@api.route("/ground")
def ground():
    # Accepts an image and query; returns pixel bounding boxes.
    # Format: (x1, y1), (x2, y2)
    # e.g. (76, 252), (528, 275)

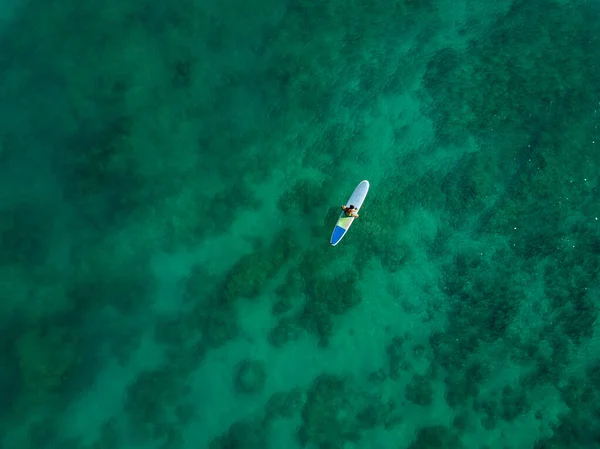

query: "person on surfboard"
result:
(341, 204), (359, 218)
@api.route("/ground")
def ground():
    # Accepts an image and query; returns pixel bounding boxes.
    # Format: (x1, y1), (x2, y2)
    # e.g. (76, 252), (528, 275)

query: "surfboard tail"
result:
(330, 225), (346, 246)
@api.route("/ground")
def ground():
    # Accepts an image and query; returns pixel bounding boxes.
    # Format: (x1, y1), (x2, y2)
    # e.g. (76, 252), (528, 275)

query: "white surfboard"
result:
(330, 180), (370, 246)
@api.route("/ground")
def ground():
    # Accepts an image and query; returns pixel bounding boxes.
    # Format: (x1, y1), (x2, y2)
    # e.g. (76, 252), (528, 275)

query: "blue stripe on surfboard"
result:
(330, 225), (347, 246)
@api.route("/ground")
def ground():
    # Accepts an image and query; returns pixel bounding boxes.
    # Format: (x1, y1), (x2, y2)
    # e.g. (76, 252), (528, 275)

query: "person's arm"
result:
(341, 205), (346, 210)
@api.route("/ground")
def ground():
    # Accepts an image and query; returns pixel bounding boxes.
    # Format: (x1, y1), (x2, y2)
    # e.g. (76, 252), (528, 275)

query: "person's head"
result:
(349, 205), (355, 209)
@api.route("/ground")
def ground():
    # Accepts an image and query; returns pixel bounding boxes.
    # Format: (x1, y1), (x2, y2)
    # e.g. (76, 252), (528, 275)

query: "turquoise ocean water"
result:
(1, 0), (599, 448)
